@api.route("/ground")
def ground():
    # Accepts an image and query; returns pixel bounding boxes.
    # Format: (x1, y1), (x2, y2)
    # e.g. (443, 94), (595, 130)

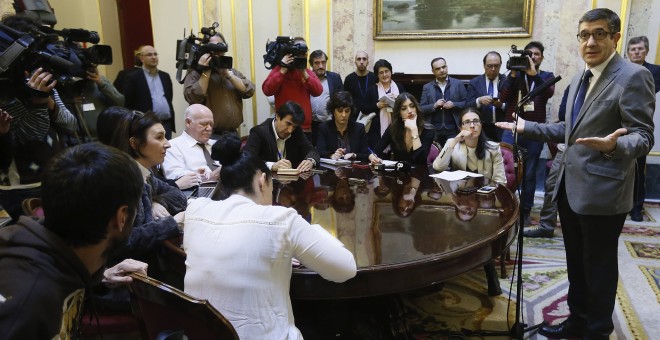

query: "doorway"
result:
(116, 0), (153, 69)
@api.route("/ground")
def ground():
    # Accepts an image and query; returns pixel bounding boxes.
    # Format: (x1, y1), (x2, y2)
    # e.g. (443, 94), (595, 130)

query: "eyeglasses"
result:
(576, 29), (612, 42)
(461, 119), (481, 126)
(129, 110), (145, 136)
(485, 64), (501, 69)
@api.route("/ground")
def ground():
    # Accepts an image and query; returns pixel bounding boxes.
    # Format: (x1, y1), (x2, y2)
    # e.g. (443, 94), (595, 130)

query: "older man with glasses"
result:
(467, 51), (507, 142)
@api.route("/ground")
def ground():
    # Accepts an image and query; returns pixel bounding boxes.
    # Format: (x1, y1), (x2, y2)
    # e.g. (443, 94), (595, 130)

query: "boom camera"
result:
(175, 22), (233, 83)
(263, 36), (308, 70)
(506, 44), (533, 71)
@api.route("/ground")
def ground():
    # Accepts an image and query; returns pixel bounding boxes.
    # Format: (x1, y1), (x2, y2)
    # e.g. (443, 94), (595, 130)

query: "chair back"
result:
(128, 273), (239, 340)
(499, 142), (523, 190)
(426, 141), (441, 166)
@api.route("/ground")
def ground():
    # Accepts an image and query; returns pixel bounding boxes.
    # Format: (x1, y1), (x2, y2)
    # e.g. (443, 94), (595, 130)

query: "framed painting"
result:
(374, 0), (534, 40)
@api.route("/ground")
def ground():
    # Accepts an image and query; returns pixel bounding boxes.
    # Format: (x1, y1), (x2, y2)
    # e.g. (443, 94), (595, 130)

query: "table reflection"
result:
(273, 165), (518, 299)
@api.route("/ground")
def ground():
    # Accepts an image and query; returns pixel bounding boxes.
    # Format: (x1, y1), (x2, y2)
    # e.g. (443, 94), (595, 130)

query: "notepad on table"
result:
(277, 168), (301, 176)
(320, 158), (352, 166)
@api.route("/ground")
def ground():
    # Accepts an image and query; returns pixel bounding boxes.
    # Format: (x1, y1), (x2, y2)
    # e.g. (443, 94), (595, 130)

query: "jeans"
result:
(502, 130), (543, 213)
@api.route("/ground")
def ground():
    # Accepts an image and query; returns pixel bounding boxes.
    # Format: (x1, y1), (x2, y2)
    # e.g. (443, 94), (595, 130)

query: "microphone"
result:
(518, 75), (562, 107)
(375, 161), (411, 173)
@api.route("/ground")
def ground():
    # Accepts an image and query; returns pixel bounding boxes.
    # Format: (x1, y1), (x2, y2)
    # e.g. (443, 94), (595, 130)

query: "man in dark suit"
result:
(498, 8), (655, 338)
(309, 49), (343, 145)
(244, 101), (320, 172)
(499, 41), (556, 229)
(124, 45), (176, 139)
(419, 57), (467, 146)
(467, 51), (507, 142)
(626, 35), (660, 221)
(113, 46), (143, 94)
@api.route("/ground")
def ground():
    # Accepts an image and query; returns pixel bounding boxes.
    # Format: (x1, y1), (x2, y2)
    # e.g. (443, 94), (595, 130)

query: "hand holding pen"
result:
(272, 151), (292, 171)
(367, 147), (382, 165)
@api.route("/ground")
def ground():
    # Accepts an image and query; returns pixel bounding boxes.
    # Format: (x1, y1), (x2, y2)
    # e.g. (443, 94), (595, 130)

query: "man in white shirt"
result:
(163, 104), (220, 189)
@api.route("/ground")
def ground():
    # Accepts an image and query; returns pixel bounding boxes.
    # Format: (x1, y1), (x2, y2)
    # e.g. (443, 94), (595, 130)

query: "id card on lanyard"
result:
(519, 76), (535, 112)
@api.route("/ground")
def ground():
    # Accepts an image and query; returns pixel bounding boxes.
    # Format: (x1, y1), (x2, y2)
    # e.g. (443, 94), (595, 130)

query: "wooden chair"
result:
(127, 272), (239, 340)
(498, 142), (524, 278)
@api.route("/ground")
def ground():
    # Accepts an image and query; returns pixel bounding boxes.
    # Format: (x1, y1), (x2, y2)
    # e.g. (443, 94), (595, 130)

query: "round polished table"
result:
(285, 165), (519, 300)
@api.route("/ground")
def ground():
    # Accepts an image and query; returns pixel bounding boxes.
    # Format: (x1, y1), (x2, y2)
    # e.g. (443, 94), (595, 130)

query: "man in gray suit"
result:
(497, 8), (654, 339)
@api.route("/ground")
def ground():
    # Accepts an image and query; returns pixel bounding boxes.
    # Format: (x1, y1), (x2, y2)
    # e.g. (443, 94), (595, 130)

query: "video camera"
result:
(506, 45), (533, 71)
(263, 36), (308, 70)
(0, 5), (112, 98)
(175, 22), (233, 83)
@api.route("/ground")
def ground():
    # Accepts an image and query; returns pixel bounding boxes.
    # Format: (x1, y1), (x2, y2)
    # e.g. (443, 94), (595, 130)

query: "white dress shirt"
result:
(184, 195), (357, 339)
(162, 131), (217, 180)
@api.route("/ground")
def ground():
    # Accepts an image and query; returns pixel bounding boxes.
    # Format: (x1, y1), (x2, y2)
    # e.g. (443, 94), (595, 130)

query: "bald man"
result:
(124, 45), (176, 138)
(343, 51), (377, 121)
(163, 104), (220, 188)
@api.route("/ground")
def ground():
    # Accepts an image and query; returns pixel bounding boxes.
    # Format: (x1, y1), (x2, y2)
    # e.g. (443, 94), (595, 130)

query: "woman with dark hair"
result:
(369, 92), (435, 165)
(432, 107), (506, 185)
(184, 134), (356, 339)
(96, 108), (186, 275)
(316, 91), (370, 162)
(365, 59), (406, 148)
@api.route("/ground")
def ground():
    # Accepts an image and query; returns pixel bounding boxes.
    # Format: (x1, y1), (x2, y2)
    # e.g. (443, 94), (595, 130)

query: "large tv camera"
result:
(175, 22), (233, 84)
(0, 16), (112, 97)
(506, 44), (533, 71)
(263, 36), (308, 70)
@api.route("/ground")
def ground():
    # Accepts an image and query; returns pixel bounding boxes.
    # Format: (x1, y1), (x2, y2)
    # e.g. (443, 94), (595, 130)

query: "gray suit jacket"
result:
(524, 53), (655, 215)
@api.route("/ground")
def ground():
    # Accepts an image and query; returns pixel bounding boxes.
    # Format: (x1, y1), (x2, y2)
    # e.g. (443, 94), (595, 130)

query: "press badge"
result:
(523, 102), (534, 112)
(82, 103), (96, 111)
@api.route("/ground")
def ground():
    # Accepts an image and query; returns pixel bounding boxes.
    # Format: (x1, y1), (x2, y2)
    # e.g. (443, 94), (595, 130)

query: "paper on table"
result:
(381, 160), (397, 166)
(429, 170), (483, 181)
(378, 95), (395, 108)
(320, 158), (352, 165)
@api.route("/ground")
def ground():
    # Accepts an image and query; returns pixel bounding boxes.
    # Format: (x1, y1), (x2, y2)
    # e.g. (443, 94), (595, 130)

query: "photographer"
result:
(183, 32), (255, 136)
(499, 41), (555, 230)
(262, 37), (322, 141)
(0, 15), (77, 222)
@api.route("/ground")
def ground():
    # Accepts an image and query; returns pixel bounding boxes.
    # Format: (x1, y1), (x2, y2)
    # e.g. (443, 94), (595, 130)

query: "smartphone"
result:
(477, 186), (497, 194)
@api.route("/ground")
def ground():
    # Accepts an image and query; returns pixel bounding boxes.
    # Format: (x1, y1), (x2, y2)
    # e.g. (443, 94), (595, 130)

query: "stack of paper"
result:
(429, 170), (483, 181)
(378, 95), (395, 108)
(320, 158), (352, 165)
(277, 168), (301, 176)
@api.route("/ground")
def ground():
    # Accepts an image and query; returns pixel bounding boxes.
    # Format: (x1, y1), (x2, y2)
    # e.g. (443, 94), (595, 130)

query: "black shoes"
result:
(630, 209), (644, 222)
(538, 318), (585, 339)
(523, 226), (554, 238)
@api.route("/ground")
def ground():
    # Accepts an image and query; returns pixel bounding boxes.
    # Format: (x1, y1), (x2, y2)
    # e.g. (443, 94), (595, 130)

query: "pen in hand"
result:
(368, 147), (382, 164)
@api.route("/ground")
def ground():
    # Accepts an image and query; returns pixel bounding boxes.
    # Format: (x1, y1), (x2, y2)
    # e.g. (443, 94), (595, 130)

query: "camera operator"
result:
(0, 15), (78, 222)
(183, 33), (255, 137)
(499, 41), (556, 230)
(262, 37), (322, 142)
(74, 64), (124, 141)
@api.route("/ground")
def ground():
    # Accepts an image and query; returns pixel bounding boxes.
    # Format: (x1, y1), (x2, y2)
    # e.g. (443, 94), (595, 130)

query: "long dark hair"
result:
(459, 107), (496, 159)
(211, 133), (271, 199)
(97, 107), (162, 159)
(390, 92), (425, 151)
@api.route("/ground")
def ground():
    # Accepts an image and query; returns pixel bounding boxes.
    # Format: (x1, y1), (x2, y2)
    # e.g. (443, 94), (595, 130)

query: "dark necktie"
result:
(487, 79), (495, 121)
(572, 69), (593, 129)
(197, 143), (218, 170)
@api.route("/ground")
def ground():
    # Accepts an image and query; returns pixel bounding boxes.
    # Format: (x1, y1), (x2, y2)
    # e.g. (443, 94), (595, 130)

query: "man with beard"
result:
(308, 49), (343, 145)
(0, 143), (148, 339)
(343, 51), (377, 121)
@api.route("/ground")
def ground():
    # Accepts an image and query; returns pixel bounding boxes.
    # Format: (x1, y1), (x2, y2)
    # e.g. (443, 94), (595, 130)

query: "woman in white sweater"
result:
(432, 107), (506, 185)
(432, 107), (506, 296)
(183, 134), (357, 339)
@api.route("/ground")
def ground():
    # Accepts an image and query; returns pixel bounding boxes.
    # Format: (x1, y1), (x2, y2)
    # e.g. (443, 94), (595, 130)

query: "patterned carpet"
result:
(403, 199), (660, 339)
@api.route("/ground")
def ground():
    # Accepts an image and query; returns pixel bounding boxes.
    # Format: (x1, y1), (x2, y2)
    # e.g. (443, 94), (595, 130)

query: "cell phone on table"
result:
(477, 185), (497, 194)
